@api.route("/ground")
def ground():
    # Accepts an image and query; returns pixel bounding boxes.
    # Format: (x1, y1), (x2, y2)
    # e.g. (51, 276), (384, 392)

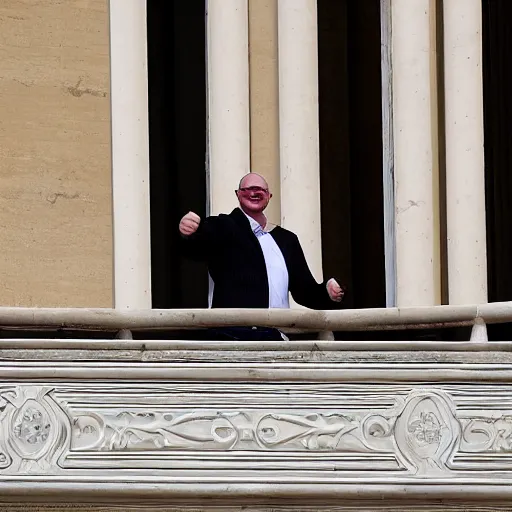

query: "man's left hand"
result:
(327, 279), (344, 302)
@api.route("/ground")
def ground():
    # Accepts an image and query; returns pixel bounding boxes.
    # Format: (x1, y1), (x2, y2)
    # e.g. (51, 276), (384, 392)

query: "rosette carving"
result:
(0, 387), (69, 474)
(394, 390), (461, 475)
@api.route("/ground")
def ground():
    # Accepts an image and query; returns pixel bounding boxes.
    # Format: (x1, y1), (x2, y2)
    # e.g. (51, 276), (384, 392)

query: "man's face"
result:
(236, 174), (272, 214)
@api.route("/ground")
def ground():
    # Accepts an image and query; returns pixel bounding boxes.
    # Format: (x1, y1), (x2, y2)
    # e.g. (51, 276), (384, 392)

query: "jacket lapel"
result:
(229, 208), (261, 251)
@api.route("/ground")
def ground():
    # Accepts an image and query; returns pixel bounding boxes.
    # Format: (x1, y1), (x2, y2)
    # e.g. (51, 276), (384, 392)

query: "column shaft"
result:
(278, 0), (323, 281)
(444, 0), (487, 304)
(109, 0), (152, 309)
(392, 0), (440, 306)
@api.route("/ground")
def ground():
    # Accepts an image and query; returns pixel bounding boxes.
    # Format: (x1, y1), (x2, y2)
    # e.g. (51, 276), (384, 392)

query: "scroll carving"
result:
(70, 411), (362, 452)
(65, 389), (462, 478)
(461, 416), (512, 453)
(1, 383), (512, 479)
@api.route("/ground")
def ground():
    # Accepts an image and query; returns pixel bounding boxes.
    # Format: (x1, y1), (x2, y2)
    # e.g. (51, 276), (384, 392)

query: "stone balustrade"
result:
(0, 305), (511, 510)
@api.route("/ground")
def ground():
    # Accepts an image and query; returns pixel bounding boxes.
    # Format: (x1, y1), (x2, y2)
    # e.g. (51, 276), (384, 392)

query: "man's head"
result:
(235, 173), (272, 215)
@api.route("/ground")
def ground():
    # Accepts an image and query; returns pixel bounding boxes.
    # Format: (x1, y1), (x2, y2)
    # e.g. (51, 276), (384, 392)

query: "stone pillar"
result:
(109, 0), (152, 309)
(444, 0), (487, 304)
(248, 0), (280, 225)
(207, 0), (250, 215)
(392, 0), (440, 306)
(278, 0), (323, 281)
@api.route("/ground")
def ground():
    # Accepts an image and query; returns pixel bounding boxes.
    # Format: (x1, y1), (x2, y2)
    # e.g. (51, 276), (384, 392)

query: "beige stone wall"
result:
(248, 0), (280, 225)
(0, 0), (112, 307)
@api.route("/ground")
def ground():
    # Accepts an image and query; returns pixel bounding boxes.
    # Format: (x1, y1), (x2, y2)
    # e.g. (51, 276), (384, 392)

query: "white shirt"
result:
(243, 211), (290, 309)
(208, 210), (290, 309)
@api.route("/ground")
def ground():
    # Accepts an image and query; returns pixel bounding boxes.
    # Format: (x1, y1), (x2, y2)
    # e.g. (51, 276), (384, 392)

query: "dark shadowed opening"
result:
(318, 0), (386, 311)
(482, 0), (512, 339)
(147, 0), (208, 309)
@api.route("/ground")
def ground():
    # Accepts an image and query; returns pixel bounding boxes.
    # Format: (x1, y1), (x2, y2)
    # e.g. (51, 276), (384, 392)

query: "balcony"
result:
(1, 304), (512, 511)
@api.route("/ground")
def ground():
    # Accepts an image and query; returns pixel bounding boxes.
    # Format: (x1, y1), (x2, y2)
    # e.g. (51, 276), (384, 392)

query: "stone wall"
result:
(0, 0), (112, 307)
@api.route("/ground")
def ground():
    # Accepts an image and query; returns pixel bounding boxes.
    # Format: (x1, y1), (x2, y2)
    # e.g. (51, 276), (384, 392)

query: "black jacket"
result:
(181, 208), (341, 310)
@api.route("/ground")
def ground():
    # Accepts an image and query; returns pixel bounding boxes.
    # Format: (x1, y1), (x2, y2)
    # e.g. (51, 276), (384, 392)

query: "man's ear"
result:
(269, 193), (273, 199)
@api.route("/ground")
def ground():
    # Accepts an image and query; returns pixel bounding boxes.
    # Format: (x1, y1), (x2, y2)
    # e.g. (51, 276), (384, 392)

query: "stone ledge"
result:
(1, 340), (512, 509)
(2, 504), (512, 512)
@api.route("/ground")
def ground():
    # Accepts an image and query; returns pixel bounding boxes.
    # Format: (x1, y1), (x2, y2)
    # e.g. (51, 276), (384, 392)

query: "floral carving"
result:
(10, 400), (53, 460)
(0, 386), (68, 474)
(13, 406), (51, 447)
(394, 391), (460, 476)
(408, 412), (443, 445)
(2, 378), (512, 485)
(68, 391), (462, 475)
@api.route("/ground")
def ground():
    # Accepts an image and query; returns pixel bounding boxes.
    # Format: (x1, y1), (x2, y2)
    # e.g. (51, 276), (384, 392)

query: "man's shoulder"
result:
(202, 208), (246, 232)
(270, 225), (299, 243)
(204, 209), (237, 223)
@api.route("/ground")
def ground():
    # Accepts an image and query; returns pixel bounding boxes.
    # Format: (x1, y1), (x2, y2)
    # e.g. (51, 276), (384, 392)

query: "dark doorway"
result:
(147, 0), (208, 309)
(318, 0), (386, 309)
(482, 0), (512, 303)
(482, 0), (512, 339)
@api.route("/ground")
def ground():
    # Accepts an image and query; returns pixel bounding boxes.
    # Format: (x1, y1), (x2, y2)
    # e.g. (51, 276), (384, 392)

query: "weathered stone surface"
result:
(0, 0), (112, 308)
(1, 339), (512, 510)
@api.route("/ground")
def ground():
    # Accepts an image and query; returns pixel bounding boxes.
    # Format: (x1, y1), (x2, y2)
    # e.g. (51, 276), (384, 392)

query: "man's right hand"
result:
(179, 211), (201, 236)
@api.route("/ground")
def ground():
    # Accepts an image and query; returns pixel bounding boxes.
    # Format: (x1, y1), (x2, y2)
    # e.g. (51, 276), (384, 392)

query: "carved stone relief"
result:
(0, 386), (69, 474)
(394, 390), (460, 476)
(56, 386), (464, 478)
(0, 382), (512, 481)
(461, 416), (512, 452)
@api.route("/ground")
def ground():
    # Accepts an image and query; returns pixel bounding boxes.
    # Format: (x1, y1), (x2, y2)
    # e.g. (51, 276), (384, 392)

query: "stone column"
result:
(207, 0), (250, 215)
(278, 0), (323, 281)
(444, 0), (487, 304)
(248, 0), (280, 225)
(392, 0), (440, 306)
(109, 0), (152, 309)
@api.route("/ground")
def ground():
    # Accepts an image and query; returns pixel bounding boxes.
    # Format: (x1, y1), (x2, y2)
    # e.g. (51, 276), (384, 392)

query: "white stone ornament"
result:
(0, 386), (68, 474)
(394, 390), (460, 476)
(0, 340), (512, 510)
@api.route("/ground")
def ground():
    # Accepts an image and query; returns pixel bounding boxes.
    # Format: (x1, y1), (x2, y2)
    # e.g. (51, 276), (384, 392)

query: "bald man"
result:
(179, 173), (345, 339)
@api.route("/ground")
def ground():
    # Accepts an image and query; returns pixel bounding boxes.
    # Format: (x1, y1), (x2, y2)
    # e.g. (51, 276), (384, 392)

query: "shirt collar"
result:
(240, 208), (267, 237)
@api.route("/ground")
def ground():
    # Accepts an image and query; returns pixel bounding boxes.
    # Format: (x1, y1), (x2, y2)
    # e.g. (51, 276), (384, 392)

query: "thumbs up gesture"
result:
(179, 211), (201, 236)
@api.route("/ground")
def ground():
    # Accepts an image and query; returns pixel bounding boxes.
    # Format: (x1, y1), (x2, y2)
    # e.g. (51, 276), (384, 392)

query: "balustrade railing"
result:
(1, 303), (512, 510)
(0, 301), (510, 340)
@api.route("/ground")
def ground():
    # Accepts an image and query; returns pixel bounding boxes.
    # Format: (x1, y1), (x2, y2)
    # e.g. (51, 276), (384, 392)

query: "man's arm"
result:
(179, 211), (223, 261)
(288, 234), (345, 310)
